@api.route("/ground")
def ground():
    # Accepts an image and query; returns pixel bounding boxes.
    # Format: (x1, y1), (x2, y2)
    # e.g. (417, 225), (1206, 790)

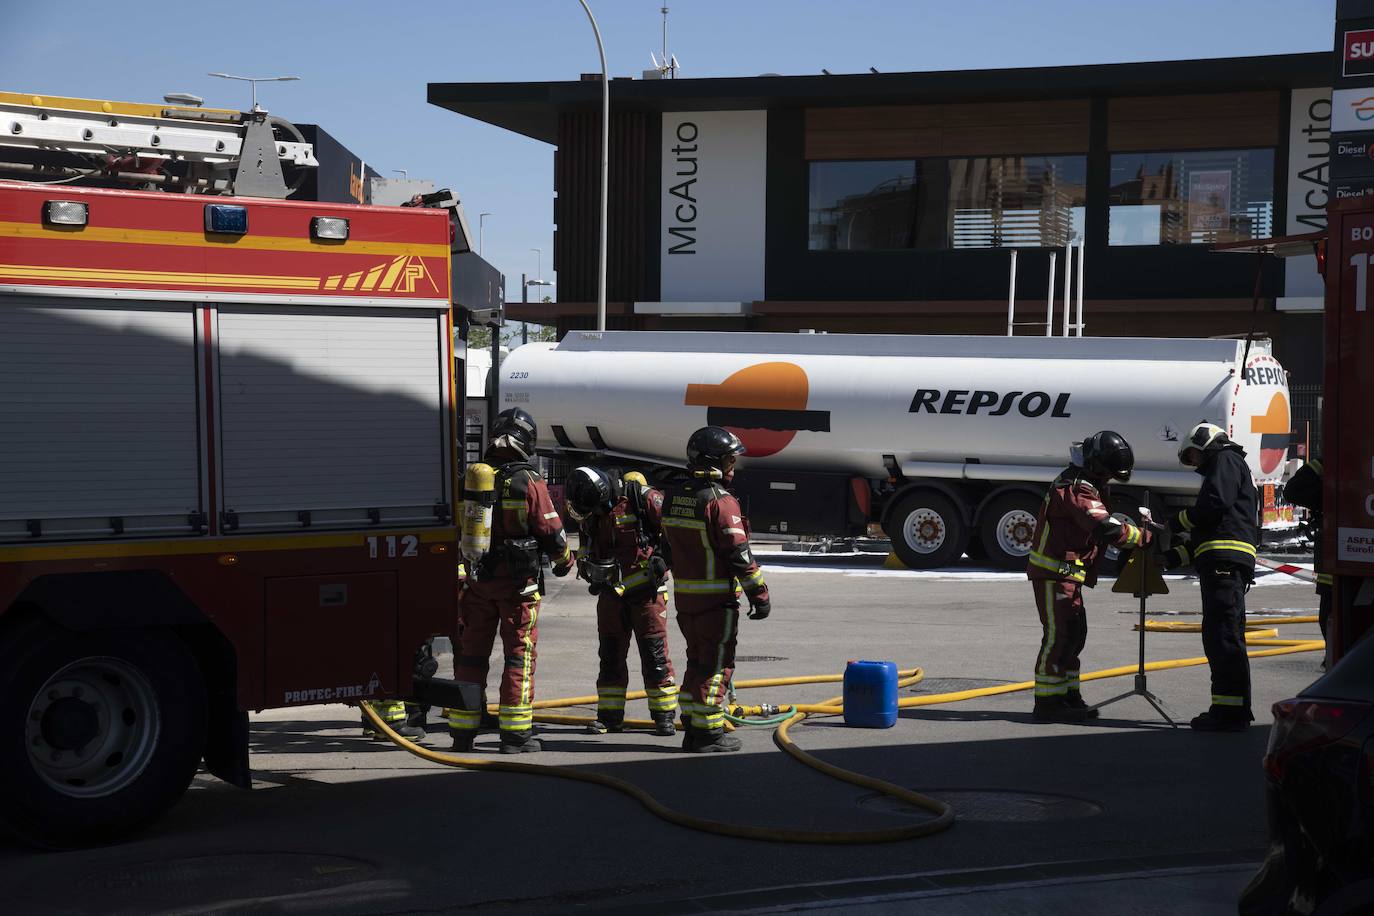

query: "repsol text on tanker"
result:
(909, 389), (1072, 418)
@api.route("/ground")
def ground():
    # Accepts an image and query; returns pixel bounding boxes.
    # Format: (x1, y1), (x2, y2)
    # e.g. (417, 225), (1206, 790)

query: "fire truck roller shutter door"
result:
(215, 307), (447, 530)
(0, 298), (201, 543)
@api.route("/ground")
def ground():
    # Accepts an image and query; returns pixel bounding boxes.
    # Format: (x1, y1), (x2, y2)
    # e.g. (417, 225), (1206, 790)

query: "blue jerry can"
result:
(843, 659), (898, 728)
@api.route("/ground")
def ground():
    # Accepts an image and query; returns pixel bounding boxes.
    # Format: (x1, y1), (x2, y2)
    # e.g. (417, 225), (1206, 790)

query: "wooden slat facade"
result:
(804, 100), (1091, 159)
(1107, 91), (1281, 150)
(554, 110), (653, 304)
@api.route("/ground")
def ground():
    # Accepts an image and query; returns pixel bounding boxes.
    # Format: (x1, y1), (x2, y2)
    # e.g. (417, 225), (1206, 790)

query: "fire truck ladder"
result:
(0, 92), (318, 198)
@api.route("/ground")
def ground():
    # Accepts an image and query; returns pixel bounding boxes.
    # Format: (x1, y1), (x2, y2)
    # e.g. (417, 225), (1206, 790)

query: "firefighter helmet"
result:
(1178, 422), (1229, 467)
(1082, 430), (1135, 483)
(623, 470), (648, 488)
(566, 465), (617, 522)
(490, 408), (538, 459)
(686, 426), (746, 472)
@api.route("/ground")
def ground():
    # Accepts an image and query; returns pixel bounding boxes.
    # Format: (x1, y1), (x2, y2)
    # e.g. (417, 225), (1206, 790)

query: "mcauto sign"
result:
(660, 110), (767, 303)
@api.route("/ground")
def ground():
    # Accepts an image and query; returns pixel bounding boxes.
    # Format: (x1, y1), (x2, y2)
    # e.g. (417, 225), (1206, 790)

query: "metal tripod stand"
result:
(1092, 511), (1178, 727)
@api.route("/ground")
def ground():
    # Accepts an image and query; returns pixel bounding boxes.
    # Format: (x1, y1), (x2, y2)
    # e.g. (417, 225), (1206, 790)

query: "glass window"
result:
(808, 160), (917, 251)
(807, 156), (1086, 251)
(946, 156), (1086, 249)
(1108, 149), (1274, 246)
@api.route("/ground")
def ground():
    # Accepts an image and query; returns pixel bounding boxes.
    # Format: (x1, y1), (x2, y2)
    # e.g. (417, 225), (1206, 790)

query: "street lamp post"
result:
(576, 0), (609, 331)
(479, 213), (492, 257)
(207, 73), (300, 112)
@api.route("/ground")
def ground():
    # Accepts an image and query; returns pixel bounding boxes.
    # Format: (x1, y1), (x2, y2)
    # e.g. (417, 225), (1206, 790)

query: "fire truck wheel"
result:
(979, 491), (1043, 571)
(0, 622), (206, 848)
(886, 490), (967, 570)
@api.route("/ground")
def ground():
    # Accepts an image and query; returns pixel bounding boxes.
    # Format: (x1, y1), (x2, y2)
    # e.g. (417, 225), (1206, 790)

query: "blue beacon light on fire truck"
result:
(203, 203), (248, 235)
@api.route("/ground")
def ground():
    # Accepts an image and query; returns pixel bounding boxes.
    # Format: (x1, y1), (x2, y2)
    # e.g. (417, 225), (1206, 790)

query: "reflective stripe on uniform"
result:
(723, 527), (746, 536)
(1029, 550), (1086, 582)
(1195, 539), (1257, 558)
(499, 704), (534, 731)
(1317, 573), (1334, 586)
(597, 687), (627, 711)
(646, 685), (679, 713)
(372, 700), (407, 723)
(662, 517), (707, 530)
(1211, 694), (1245, 707)
(1035, 580), (1060, 691)
(1177, 510), (1195, 531)
(446, 707), (481, 731)
(739, 567), (765, 589)
(674, 578), (735, 594)
(543, 511), (560, 520)
(519, 599), (539, 706)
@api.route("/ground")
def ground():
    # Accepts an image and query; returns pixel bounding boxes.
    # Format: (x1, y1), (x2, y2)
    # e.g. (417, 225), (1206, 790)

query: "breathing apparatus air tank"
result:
(461, 463), (496, 565)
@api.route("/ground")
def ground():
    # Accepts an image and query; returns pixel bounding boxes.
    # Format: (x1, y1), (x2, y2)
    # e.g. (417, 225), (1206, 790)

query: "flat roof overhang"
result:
(429, 51), (1330, 143)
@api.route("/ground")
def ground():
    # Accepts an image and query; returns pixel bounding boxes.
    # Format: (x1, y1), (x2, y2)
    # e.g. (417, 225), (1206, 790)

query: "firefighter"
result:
(450, 408), (573, 754)
(566, 466), (679, 737)
(660, 426), (770, 753)
(1163, 422), (1260, 732)
(1027, 430), (1151, 723)
(1283, 456), (1331, 665)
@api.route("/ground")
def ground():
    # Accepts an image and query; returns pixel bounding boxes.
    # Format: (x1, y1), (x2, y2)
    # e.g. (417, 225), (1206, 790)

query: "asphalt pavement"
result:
(0, 550), (1326, 914)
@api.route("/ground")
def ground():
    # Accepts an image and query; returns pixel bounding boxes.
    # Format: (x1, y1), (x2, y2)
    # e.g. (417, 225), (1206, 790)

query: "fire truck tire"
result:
(979, 491), (1043, 571)
(885, 490), (967, 570)
(0, 622), (206, 848)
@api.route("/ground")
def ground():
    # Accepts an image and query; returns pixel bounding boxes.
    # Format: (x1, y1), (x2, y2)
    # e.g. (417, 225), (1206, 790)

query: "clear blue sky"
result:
(3, 0), (1336, 305)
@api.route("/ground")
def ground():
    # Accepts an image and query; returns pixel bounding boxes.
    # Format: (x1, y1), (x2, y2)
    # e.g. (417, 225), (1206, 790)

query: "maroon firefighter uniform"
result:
(453, 416), (573, 753)
(1027, 432), (1149, 721)
(585, 480), (679, 732)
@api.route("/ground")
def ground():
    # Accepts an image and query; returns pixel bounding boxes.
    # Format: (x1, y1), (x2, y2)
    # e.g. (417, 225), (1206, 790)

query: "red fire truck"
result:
(0, 94), (464, 845)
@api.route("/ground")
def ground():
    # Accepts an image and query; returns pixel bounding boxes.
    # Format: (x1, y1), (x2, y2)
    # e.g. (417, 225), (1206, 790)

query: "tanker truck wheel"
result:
(979, 491), (1043, 571)
(0, 620), (206, 848)
(886, 490), (967, 569)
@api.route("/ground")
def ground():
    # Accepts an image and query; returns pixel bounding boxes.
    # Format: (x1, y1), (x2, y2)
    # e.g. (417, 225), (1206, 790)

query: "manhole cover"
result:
(74, 852), (376, 897)
(908, 677), (1017, 694)
(860, 789), (1103, 823)
(736, 655), (788, 663)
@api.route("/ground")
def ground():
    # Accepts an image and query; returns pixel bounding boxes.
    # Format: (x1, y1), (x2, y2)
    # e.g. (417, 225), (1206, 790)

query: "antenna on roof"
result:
(644, 6), (679, 79)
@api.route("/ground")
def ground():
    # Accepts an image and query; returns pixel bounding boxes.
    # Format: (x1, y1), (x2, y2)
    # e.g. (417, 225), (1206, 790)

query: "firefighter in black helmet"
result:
(1027, 430), (1151, 722)
(450, 408), (573, 754)
(659, 427), (770, 753)
(567, 466), (678, 737)
(1164, 422), (1260, 732)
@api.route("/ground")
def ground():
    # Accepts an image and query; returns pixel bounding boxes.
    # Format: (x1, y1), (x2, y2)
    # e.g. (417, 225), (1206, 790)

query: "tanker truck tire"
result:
(0, 621), (206, 848)
(979, 491), (1042, 571)
(886, 490), (967, 569)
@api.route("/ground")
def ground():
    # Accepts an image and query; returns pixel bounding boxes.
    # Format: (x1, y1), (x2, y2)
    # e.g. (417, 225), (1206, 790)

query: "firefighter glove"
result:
(1161, 544), (1190, 570)
(747, 596), (771, 620)
(552, 554), (575, 578)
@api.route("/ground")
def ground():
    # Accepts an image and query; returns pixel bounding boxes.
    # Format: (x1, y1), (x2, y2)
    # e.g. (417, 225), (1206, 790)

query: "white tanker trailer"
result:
(501, 331), (1293, 569)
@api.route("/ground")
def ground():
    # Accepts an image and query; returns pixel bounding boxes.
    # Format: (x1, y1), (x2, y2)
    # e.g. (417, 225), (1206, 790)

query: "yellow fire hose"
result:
(361, 618), (1323, 845)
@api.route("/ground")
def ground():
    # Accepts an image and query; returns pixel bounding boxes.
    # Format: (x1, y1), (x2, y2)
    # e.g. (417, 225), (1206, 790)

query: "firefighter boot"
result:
(1032, 697), (1088, 723)
(1065, 691), (1100, 720)
(651, 710), (678, 737)
(499, 731), (542, 754)
(588, 711), (625, 735)
(450, 730), (476, 752)
(686, 727), (742, 753)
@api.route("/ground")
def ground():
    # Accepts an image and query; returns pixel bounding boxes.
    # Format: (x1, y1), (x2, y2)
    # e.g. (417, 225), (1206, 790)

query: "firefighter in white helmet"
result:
(1163, 422), (1260, 732)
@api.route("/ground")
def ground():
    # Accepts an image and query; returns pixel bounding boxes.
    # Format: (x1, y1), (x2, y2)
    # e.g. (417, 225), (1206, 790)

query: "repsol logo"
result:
(1243, 366), (1285, 385)
(909, 389), (1072, 418)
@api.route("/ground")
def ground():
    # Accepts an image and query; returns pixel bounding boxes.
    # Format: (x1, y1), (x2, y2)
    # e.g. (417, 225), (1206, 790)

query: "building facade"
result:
(430, 52), (1331, 384)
